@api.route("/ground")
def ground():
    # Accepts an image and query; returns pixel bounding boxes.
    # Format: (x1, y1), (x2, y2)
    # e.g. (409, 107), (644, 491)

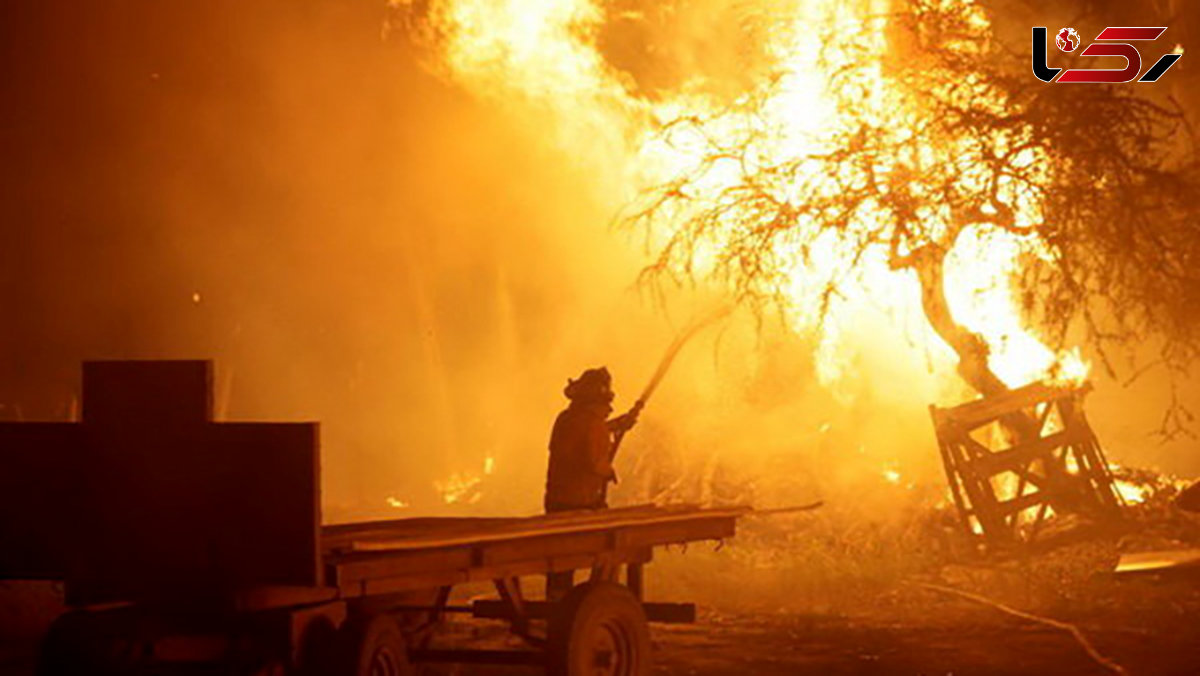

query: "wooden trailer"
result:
(0, 361), (742, 675)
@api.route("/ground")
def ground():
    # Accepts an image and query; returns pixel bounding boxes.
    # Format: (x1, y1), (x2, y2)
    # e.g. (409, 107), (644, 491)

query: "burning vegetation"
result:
(399, 0), (1198, 404)
(382, 0), (1200, 669)
(393, 0), (1200, 547)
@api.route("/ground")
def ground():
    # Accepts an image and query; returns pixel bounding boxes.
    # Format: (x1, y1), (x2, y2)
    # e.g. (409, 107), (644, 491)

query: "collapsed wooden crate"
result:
(930, 382), (1124, 550)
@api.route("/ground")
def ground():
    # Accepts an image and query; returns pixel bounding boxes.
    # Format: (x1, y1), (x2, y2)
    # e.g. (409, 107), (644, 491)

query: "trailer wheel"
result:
(549, 582), (651, 676)
(341, 614), (413, 676)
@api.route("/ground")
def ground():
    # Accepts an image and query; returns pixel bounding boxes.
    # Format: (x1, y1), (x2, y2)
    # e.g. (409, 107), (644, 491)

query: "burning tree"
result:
(626, 0), (1200, 415)
(398, 0), (1199, 525)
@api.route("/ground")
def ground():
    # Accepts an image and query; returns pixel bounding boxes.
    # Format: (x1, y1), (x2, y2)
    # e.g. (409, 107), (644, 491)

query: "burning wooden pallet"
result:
(930, 382), (1124, 550)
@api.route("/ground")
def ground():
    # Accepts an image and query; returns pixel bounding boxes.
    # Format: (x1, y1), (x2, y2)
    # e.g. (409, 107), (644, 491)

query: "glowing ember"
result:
(385, 496), (410, 509)
(434, 472), (483, 505)
(1105, 463), (1190, 506)
(1113, 480), (1147, 505)
(434, 456), (496, 505)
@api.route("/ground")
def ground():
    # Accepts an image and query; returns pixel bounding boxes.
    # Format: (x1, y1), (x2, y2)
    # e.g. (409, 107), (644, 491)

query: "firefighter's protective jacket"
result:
(544, 401), (614, 511)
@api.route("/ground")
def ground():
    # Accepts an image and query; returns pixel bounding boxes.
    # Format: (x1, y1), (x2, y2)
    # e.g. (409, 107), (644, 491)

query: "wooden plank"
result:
(325, 505), (685, 552)
(960, 435), (996, 462)
(945, 441), (1006, 540)
(970, 430), (1076, 477)
(478, 532), (612, 567)
(932, 403), (975, 542)
(325, 505), (662, 544)
(342, 506), (744, 554)
(615, 519), (735, 550)
(627, 563), (644, 600)
(469, 548), (652, 580)
(340, 549), (653, 599)
(325, 504), (665, 533)
(934, 382), (1081, 430)
(360, 571), (470, 597)
(332, 547), (475, 585)
(323, 517), (518, 550)
(331, 536), (661, 591)
(998, 490), (1048, 517)
(493, 577), (529, 634)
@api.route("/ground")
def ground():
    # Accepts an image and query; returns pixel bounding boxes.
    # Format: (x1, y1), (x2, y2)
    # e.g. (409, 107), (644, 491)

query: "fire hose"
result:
(609, 305), (732, 464)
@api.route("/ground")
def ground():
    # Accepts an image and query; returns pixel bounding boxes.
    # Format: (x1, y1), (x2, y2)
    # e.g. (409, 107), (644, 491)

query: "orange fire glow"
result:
(403, 0), (1089, 399)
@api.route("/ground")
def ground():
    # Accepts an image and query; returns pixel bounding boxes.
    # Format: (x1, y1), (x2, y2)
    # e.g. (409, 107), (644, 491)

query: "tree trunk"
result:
(912, 245), (1044, 443)
(912, 244), (1084, 514)
(913, 246), (1010, 398)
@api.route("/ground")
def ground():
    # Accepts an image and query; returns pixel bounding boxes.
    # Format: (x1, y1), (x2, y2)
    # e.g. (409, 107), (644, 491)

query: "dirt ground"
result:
(5, 504), (1200, 676)
(2, 577), (1198, 676)
(412, 575), (1200, 676)
(648, 598), (1199, 675)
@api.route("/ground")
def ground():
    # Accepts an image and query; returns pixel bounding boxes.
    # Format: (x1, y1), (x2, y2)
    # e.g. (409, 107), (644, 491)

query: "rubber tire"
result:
(340, 613), (414, 676)
(548, 581), (652, 676)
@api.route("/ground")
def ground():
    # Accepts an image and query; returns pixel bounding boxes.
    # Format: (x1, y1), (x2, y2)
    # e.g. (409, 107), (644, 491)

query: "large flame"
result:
(400, 0), (1088, 396)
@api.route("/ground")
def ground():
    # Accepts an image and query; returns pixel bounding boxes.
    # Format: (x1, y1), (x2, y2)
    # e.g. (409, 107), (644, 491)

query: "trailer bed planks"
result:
(324, 504), (743, 552)
(323, 504), (740, 598)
